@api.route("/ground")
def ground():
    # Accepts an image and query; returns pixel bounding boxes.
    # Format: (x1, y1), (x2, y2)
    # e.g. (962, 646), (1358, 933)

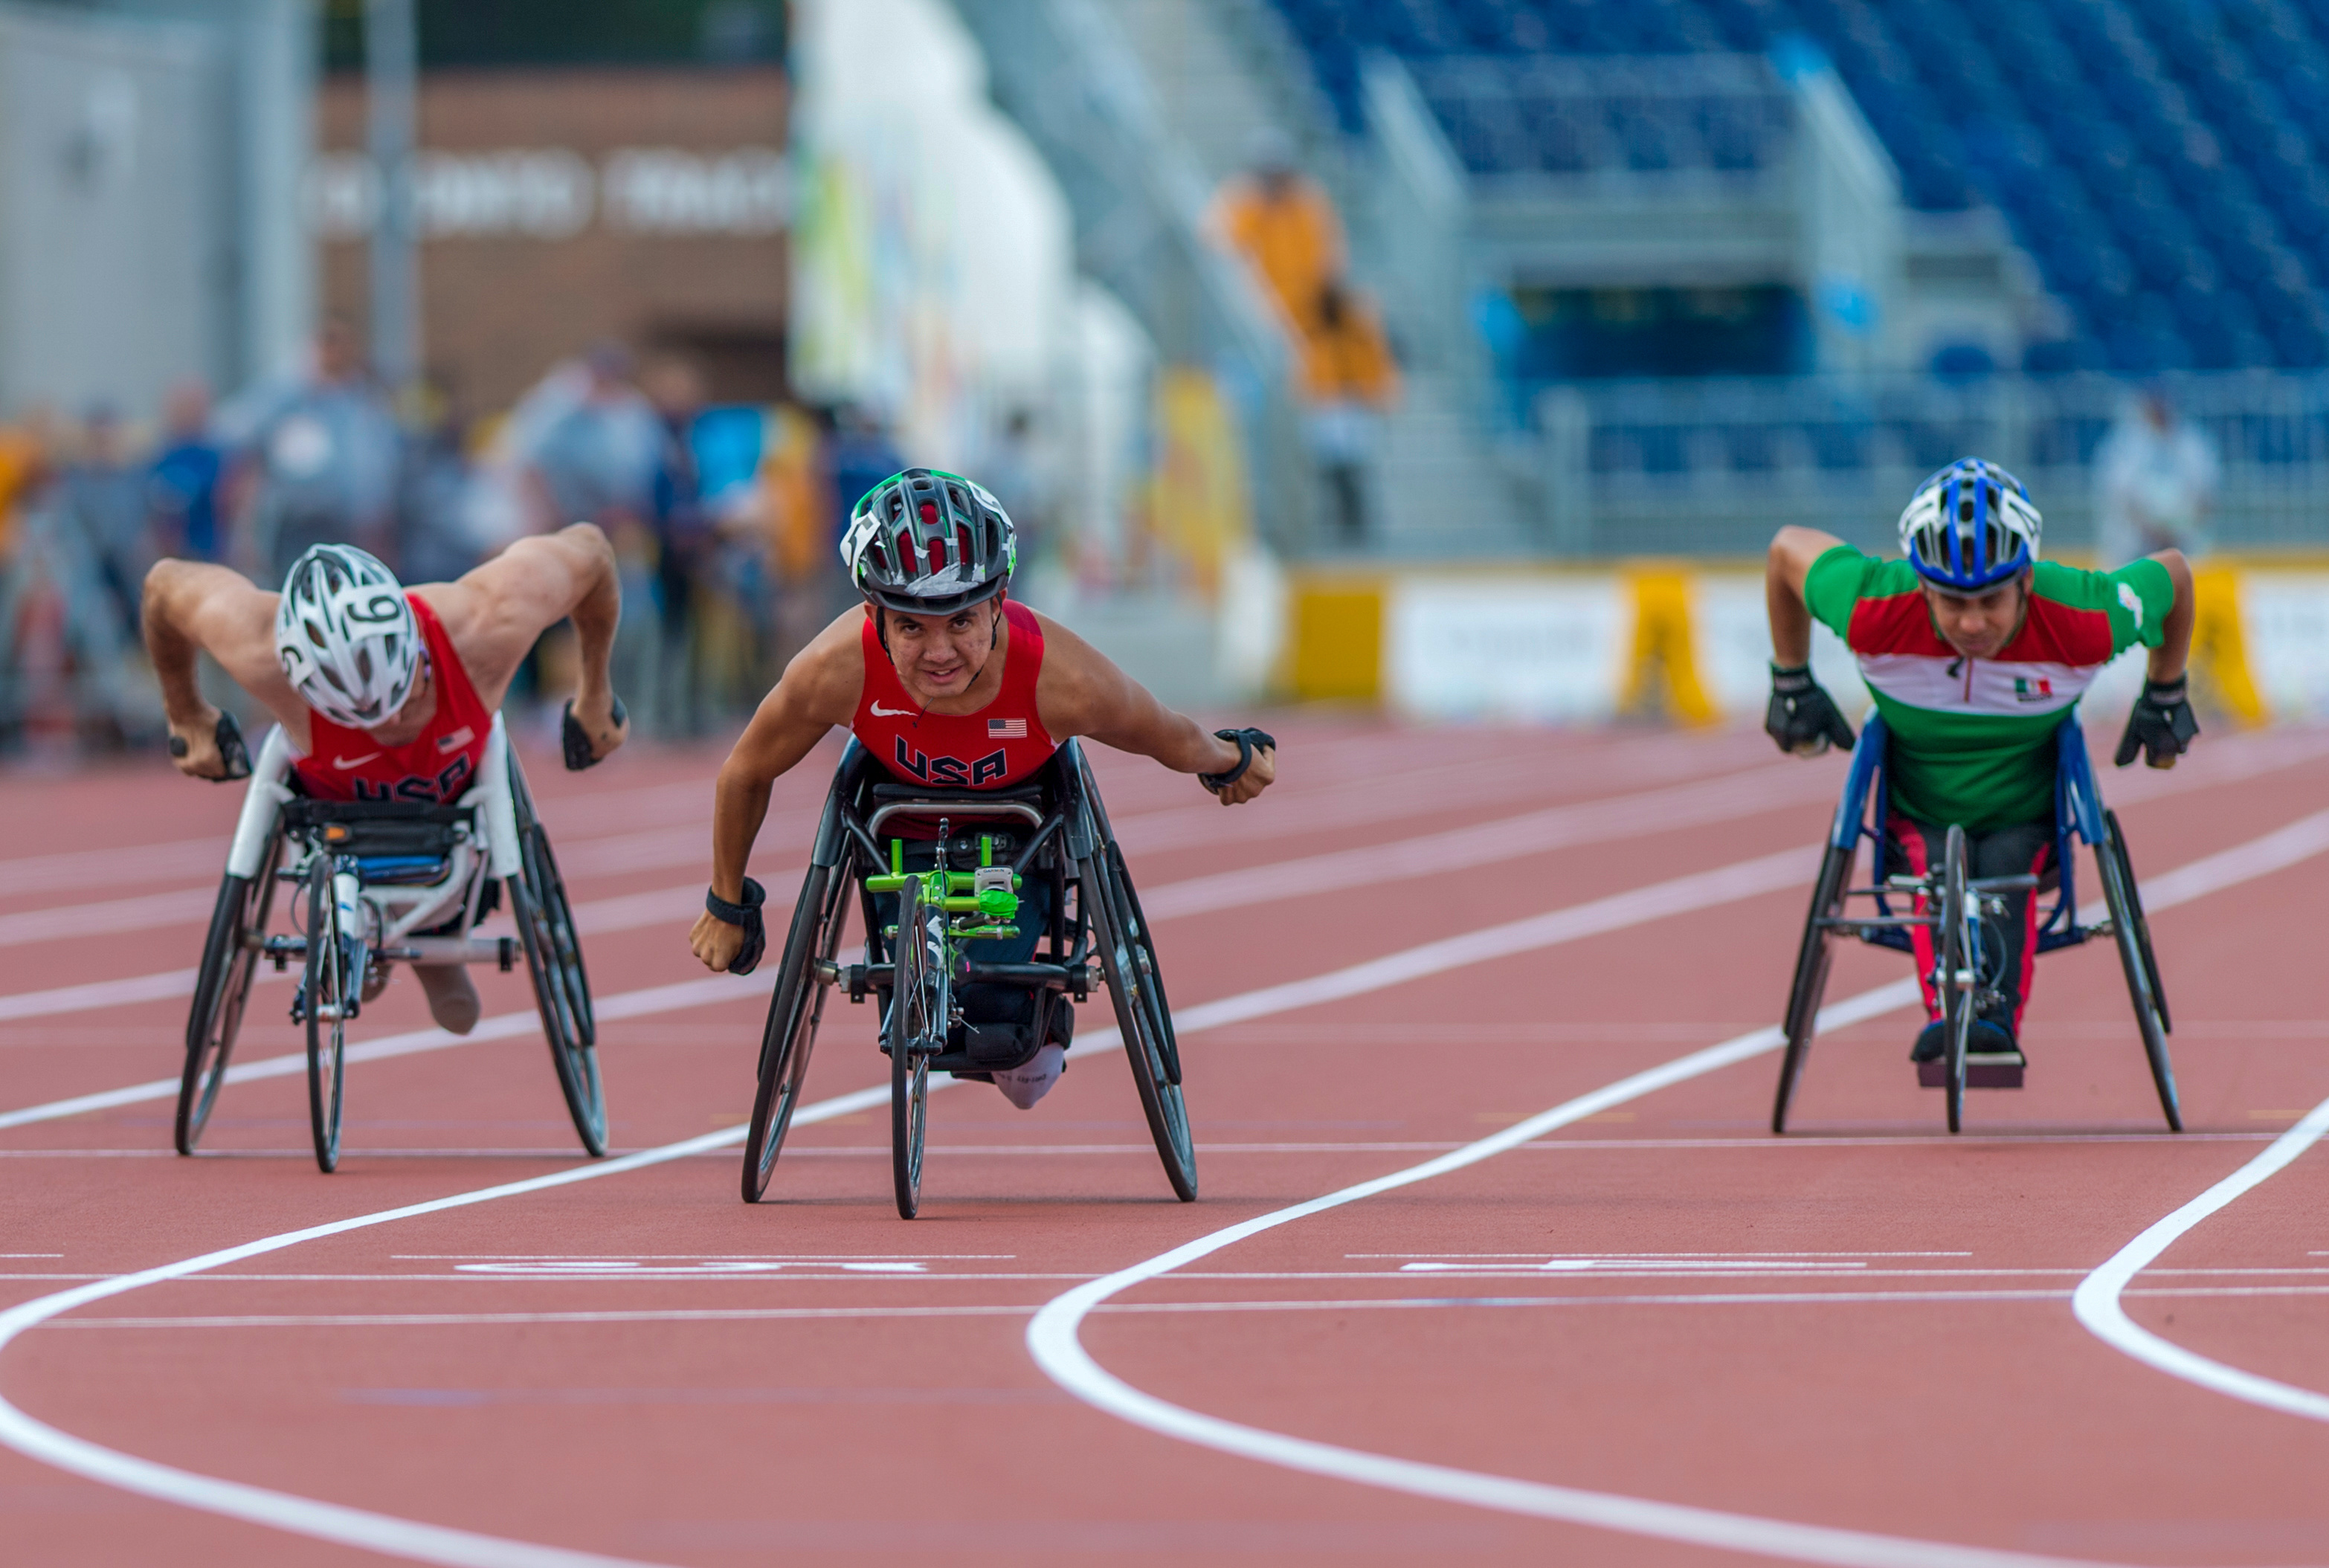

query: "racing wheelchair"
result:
(174, 714), (600, 1171)
(1771, 713), (2176, 1136)
(740, 738), (1192, 1219)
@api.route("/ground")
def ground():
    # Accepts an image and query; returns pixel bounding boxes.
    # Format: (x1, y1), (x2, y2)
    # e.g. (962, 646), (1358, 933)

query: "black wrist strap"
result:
(1770, 663), (1815, 690)
(705, 877), (765, 927)
(2144, 676), (2189, 702)
(1199, 727), (1277, 791)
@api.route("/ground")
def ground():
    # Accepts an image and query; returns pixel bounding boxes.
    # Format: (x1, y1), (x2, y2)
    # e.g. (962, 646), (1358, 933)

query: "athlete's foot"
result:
(1968, 1017), (2023, 1060)
(1910, 1020), (1947, 1062)
(416, 965), (480, 1036)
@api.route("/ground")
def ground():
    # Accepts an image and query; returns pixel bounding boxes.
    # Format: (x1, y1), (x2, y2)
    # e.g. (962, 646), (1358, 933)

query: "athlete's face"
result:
(884, 598), (1002, 702)
(1921, 575), (2028, 660)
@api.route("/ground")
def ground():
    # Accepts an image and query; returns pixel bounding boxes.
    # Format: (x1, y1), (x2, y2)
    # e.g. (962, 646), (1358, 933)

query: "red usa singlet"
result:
(293, 593), (492, 804)
(854, 601), (1058, 789)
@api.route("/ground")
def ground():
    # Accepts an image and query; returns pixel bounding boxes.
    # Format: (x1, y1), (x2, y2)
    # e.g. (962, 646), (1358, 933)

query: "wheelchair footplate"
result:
(1918, 1054), (2026, 1091)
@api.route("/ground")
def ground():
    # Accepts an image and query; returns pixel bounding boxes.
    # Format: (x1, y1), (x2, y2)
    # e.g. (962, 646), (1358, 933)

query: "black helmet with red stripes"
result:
(840, 468), (1017, 616)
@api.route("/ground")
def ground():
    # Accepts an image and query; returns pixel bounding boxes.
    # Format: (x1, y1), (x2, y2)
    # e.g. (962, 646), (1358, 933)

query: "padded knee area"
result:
(416, 964), (480, 1036)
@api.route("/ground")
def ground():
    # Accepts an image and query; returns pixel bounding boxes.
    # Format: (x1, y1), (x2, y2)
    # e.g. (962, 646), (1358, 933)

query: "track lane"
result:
(4, 726), (2328, 1567)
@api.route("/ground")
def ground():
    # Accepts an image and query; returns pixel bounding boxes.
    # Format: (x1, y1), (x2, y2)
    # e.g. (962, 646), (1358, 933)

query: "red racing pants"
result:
(1884, 814), (2055, 1028)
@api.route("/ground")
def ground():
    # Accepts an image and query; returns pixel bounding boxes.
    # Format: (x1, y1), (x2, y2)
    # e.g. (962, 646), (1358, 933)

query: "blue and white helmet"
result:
(1898, 458), (2041, 592)
(274, 544), (420, 729)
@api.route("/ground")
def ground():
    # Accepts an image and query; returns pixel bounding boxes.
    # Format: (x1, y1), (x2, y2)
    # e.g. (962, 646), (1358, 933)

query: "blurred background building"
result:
(4, 0), (2329, 759)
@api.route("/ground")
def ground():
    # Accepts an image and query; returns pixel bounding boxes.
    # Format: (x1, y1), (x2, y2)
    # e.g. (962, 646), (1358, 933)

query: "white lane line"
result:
(0, 837), (1819, 1132)
(2071, 1092), (2329, 1424)
(1019, 807), (2329, 1568)
(0, 972), (771, 1132)
(4, 795), (2324, 1564)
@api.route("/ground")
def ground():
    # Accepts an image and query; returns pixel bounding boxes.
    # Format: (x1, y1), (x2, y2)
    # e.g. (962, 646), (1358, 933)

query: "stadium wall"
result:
(1281, 561), (2319, 726)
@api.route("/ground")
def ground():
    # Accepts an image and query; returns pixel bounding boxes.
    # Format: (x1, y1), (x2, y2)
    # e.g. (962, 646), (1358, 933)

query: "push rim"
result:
(178, 834), (280, 1155)
(304, 855), (348, 1173)
(1773, 840), (1853, 1135)
(1939, 825), (1971, 1135)
(744, 862), (849, 1201)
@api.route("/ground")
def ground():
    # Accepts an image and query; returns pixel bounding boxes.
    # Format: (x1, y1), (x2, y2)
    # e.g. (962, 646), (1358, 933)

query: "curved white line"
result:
(1025, 805), (2329, 1567)
(2072, 1094), (2329, 1422)
(1024, 988), (2146, 1568)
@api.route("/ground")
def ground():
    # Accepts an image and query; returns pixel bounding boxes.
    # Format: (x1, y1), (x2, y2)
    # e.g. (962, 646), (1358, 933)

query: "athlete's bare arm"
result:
(2146, 548), (2194, 683)
(688, 610), (866, 972)
(1765, 526), (1846, 668)
(419, 523), (627, 758)
(143, 561), (309, 776)
(1031, 610), (1275, 807)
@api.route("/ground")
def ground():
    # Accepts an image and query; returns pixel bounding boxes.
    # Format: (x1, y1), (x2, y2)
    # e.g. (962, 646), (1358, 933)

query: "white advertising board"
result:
(1385, 578), (1629, 722)
(2242, 572), (2329, 720)
(1689, 574), (1869, 723)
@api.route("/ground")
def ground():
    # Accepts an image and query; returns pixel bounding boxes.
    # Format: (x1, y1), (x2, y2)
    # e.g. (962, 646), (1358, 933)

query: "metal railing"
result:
(1536, 372), (2329, 558)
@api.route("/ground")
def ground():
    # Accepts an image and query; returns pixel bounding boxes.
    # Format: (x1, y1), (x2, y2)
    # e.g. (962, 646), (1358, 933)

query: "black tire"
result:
(509, 761), (605, 1156)
(1084, 839), (1198, 1201)
(742, 862), (852, 1202)
(2099, 810), (2182, 1132)
(1938, 825), (1972, 1135)
(304, 855), (350, 1174)
(177, 830), (281, 1155)
(888, 874), (938, 1219)
(1773, 841), (1853, 1135)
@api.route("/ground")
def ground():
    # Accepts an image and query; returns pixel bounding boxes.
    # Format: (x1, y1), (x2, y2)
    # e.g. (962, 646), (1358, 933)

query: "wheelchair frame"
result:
(174, 713), (603, 1170)
(1771, 713), (2177, 1135)
(740, 738), (1194, 1217)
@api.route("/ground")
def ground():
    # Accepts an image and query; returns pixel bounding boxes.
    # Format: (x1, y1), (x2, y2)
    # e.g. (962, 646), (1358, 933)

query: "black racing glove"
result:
(562, 695), (626, 772)
(2116, 676), (2200, 769)
(1765, 665), (1855, 757)
(1199, 727), (1277, 793)
(169, 710), (252, 782)
(704, 878), (767, 975)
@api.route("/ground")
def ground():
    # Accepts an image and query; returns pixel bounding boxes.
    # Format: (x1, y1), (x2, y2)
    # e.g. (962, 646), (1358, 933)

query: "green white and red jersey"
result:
(1804, 546), (2174, 829)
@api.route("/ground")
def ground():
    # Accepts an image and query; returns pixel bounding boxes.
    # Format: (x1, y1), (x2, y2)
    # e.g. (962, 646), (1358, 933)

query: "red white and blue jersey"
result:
(854, 601), (1059, 790)
(292, 593), (492, 804)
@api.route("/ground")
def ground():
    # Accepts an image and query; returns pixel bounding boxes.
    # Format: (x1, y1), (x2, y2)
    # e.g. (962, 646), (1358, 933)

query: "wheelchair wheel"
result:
(509, 762), (605, 1157)
(742, 860), (854, 1202)
(1772, 841), (1853, 1135)
(177, 827), (282, 1155)
(1083, 839), (1198, 1201)
(303, 855), (351, 1173)
(1937, 825), (1973, 1135)
(888, 874), (941, 1219)
(2098, 810), (2182, 1132)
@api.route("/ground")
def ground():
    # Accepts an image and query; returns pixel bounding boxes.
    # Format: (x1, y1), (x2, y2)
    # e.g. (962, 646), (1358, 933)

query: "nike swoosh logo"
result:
(870, 703), (915, 717)
(331, 752), (382, 770)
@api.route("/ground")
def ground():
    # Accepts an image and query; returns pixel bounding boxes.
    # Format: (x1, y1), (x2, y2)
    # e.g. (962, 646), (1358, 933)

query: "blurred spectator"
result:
(59, 403), (155, 634)
(2096, 388), (2219, 566)
(524, 343), (663, 533)
(644, 357), (714, 735)
(1208, 129), (1345, 338)
(827, 403), (903, 532)
(526, 343), (664, 712)
(398, 381), (485, 585)
(219, 318), (402, 583)
(979, 407), (1054, 566)
(146, 380), (227, 562)
(1301, 282), (1401, 546)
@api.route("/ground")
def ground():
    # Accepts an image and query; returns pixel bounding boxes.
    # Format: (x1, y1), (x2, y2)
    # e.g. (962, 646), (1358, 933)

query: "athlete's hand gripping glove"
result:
(703, 878), (767, 975)
(562, 695), (628, 772)
(1199, 728), (1277, 794)
(1765, 665), (1855, 757)
(2115, 676), (2200, 769)
(167, 709), (252, 782)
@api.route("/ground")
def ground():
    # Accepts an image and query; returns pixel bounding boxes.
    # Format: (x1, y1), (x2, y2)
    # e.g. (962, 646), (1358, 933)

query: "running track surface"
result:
(2, 719), (2327, 1567)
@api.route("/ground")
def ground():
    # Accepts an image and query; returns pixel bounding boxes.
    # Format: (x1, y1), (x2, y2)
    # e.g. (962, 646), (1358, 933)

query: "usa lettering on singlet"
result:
(852, 600), (1060, 790)
(291, 593), (494, 804)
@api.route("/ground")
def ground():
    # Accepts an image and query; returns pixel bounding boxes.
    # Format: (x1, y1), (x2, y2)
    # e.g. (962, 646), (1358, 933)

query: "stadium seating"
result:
(1269, 0), (2329, 373)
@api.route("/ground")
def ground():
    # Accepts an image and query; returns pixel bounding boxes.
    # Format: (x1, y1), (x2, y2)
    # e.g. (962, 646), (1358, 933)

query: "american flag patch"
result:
(988, 717), (1027, 739)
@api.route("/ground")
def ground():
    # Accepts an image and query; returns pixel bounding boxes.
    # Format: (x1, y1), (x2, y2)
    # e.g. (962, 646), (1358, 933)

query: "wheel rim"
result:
(1940, 827), (1969, 1135)
(306, 861), (347, 1172)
